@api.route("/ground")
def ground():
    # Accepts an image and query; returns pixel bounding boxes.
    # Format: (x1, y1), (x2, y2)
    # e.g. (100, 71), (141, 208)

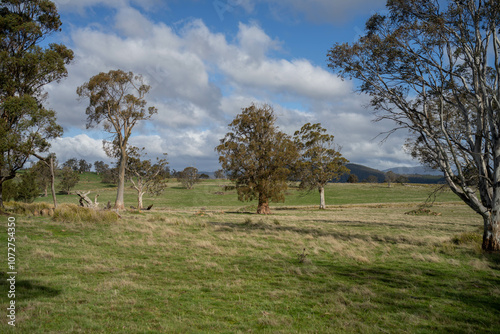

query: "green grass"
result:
(2, 175), (499, 333)
(36, 172), (461, 210)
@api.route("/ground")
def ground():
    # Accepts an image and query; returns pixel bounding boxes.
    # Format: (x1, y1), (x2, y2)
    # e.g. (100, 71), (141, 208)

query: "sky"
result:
(42, 0), (417, 172)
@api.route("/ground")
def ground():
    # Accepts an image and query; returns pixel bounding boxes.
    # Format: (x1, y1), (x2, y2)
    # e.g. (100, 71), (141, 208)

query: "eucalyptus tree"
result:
(216, 104), (299, 214)
(327, 0), (500, 250)
(126, 151), (168, 210)
(77, 70), (157, 210)
(0, 0), (73, 207)
(294, 123), (349, 209)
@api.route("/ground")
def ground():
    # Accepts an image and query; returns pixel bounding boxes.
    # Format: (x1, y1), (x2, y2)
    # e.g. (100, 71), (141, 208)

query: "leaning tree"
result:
(327, 0), (500, 251)
(216, 104), (299, 214)
(77, 70), (157, 210)
(0, 0), (73, 207)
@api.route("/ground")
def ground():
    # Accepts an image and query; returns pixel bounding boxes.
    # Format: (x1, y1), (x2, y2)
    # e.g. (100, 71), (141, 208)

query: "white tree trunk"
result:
(319, 186), (326, 210)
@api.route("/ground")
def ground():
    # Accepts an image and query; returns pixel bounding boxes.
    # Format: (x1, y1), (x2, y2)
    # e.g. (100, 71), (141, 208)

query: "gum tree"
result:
(294, 123), (349, 209)
(0, 0), (73, 207)
(77, 70), (157, 210)
(327, 0), (500, 251)
(127, 151), (168, 210)
(216, 104), (299, 214)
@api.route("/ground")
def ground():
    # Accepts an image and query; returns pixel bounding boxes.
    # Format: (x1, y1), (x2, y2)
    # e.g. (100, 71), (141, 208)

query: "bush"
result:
(16, 170), (40, 203)
(53, 204), (119, 224)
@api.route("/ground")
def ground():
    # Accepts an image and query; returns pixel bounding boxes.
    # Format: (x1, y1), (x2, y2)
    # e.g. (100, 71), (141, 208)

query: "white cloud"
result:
(50, 134), (108, 164)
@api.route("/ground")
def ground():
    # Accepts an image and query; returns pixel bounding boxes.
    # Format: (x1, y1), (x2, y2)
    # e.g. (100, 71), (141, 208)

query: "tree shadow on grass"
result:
(0, 272), (61, 303)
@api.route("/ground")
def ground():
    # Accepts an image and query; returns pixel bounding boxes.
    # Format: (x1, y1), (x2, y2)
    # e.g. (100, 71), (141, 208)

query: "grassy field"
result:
(1, 175), (500, 333)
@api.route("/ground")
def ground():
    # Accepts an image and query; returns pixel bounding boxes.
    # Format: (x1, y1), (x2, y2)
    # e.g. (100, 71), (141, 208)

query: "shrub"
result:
(53, 204), (119, 224)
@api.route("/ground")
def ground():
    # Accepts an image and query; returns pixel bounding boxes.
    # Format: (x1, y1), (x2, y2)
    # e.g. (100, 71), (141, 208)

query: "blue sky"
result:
(45, 0), (416, 172)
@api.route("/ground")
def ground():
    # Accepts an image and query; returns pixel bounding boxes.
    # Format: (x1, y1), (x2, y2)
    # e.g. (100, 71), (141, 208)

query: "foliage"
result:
(77, 69), (157, 210)
(214, 169), (226, 179)
(62, 158), (78, 171)
(347, 174), (358, 183)
(31, 154), (56, 196)
(327, 0), (500, 250)
(59, 166), (79, 194)
(15, 169), (39, 203)
(1, 178), (17, 201)
(178, 166), (200, 190)
(78, 159), (92, 173)
(0, 0), (73, 207)
(101, 166), (118, 184)
(216, 104), (299, 214)
(94, 160), (109, 175)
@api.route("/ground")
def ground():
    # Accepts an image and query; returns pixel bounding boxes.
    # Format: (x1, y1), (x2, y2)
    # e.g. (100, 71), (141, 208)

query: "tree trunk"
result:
(319, 186), (326, 210)
(483, 213), (500, 251)
(0, 181), (4, 209)
(114, 152), (127, 210)
(138, 191), (144, 211)
(50, 157), (57, 209)
(257, 192), (271, 214)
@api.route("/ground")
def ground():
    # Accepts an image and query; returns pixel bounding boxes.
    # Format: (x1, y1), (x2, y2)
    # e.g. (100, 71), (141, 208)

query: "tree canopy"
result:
(216, 104), (298, 214)
(327, 0), (500, 251)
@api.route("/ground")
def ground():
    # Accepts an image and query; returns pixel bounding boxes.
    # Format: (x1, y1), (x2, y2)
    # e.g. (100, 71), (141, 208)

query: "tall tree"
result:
(294, 123), (349, 210)
(126, 151), (168, 210)
(178, 166), (200, 190)
(327, 0), (500, 251)
(216, 104), (299, 214)
(32, 152), (57, 208)
(77, 70), (157, 210)
(62, 158), (78, 171)
(94, 160), (109, 175)
(78, 159), (91, 173)
(0, 0), (73, 207)
(59, 166), (79, 195)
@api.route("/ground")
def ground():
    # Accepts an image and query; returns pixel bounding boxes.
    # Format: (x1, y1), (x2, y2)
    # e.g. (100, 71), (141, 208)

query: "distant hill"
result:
(340, 164), (386, 183)
(340, 163), (445, 184)
(382, 166), (442, 176)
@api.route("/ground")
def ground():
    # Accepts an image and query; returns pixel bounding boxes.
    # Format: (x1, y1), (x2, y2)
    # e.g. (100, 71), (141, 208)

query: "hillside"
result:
(340, 163), (445, 184)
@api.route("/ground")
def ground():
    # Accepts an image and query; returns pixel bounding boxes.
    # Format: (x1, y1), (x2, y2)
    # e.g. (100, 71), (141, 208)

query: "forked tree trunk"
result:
(319, 186), (326, 210)
(257, 193), (271, 214)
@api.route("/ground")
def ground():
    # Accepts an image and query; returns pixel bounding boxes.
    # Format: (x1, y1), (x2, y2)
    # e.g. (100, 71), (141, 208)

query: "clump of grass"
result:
(53, 204), (119, 224)
(5, 201), (53, 216)
(147, 215), (167, 223)
(273, 218), (280, 225)
(243, 217), (253, 224)
(405, 206), (441, 216)
(452, 232), (482, 245)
